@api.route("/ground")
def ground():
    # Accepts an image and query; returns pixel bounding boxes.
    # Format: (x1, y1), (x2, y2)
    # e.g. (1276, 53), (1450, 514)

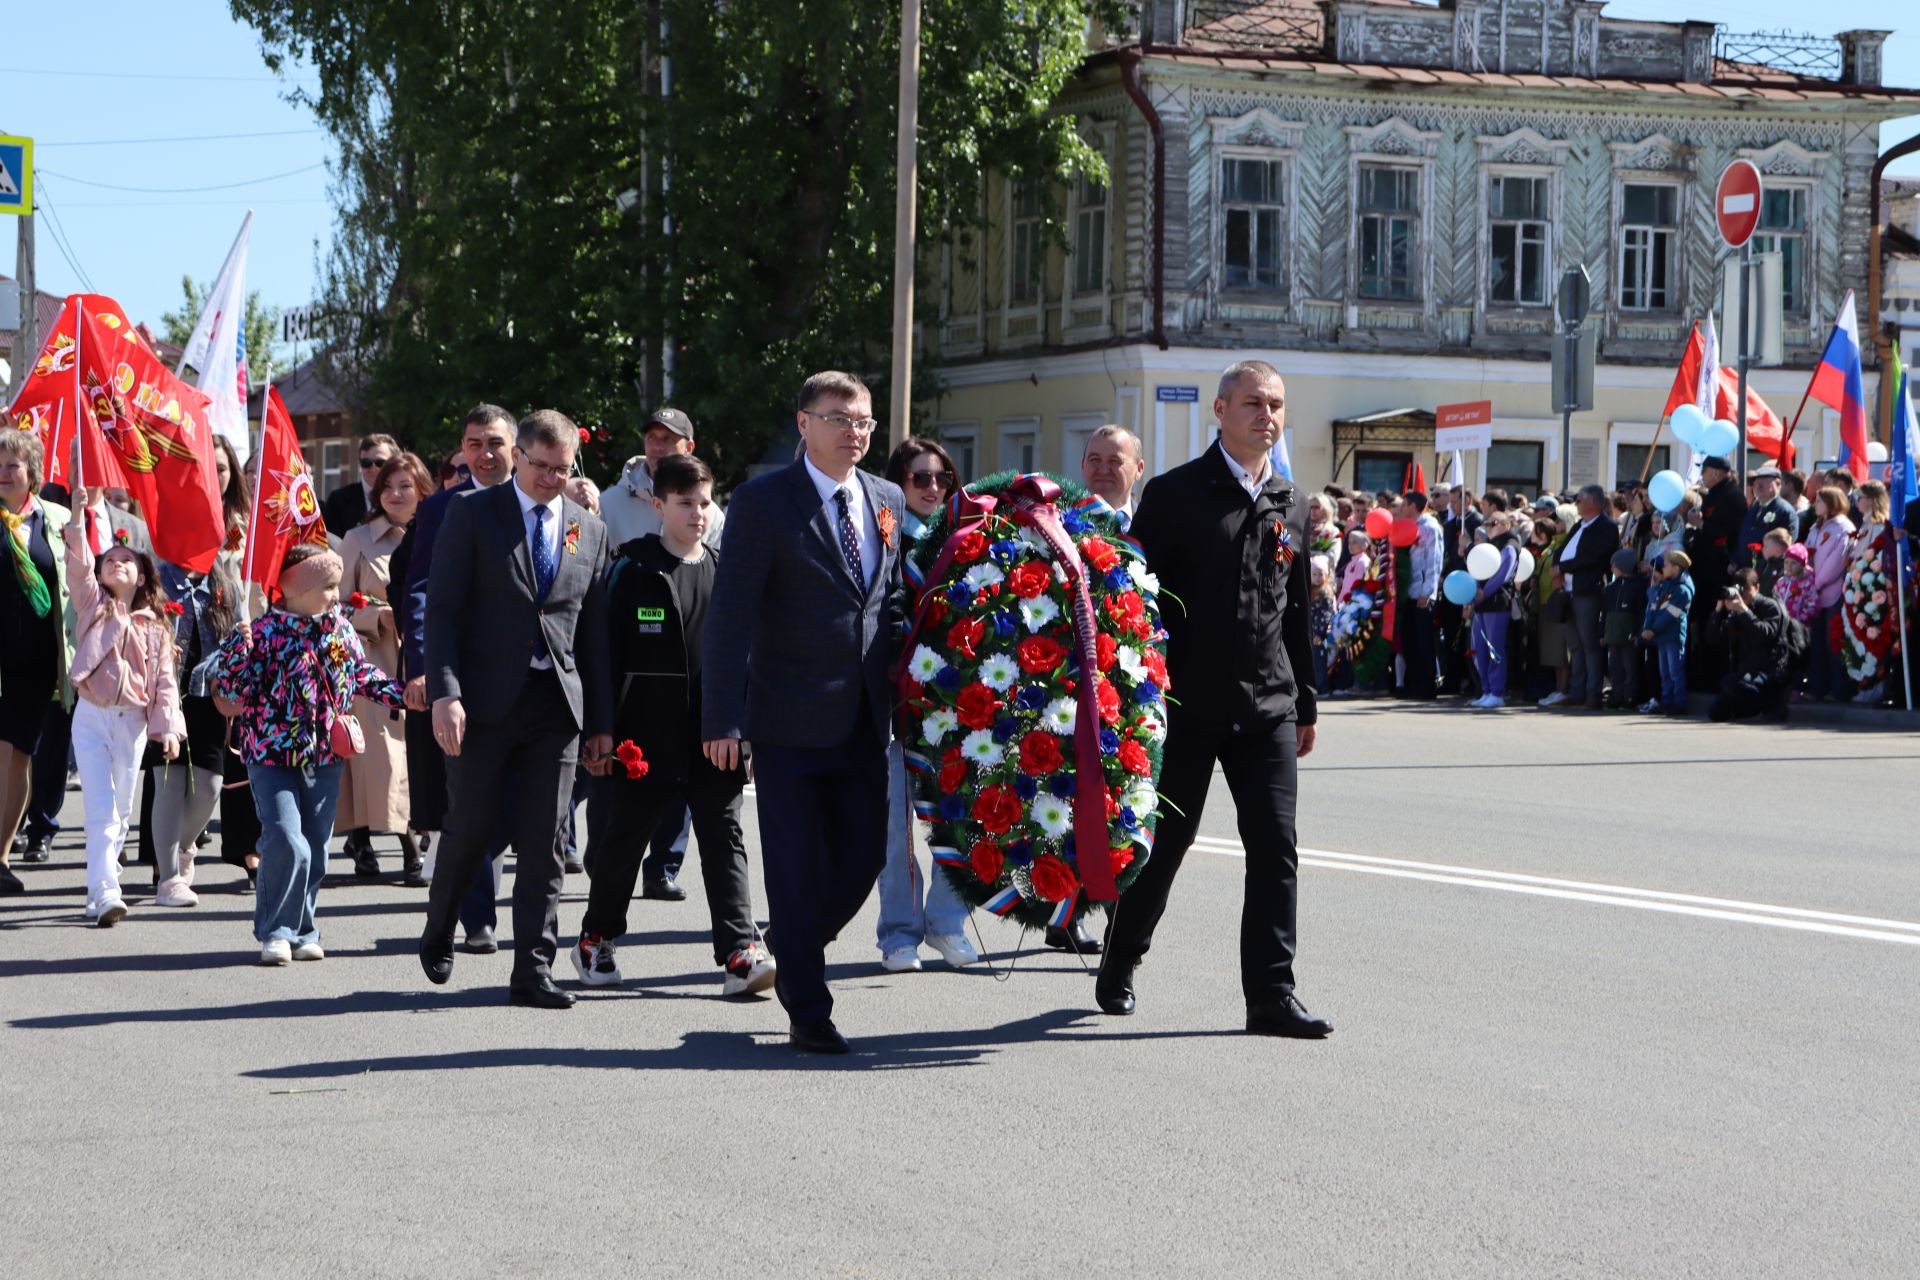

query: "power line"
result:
(0, 65), (313, 84)
(39, 128), (324, 148)
(38, 163), (325, 194)
(32, 178), (98, 296)
(58, 198), (330, 209)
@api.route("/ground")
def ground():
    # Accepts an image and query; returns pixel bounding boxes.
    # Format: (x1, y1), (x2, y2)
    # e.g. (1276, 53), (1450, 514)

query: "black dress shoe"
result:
(509, 977), (576, 1009)
(641, 874), (687, 902)
(1045, 919), (1103, 954)
(789, 1019), (850, 1054)
(352, 845), (381, 878)
(8, 833), (22, 855)
(563, 851), (585, 875)
(419, 937), (454, 986)
(1246, 992), (1333, 1039)
(0, 864), (24, 895)
(21, 835), (51, 863)
(402, 836), (426, 887)
(461, 926), (498, 954)
(1094, 958), (1136, 1016)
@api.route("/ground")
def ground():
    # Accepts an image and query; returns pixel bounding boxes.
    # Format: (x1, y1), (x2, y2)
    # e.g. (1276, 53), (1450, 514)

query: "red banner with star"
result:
(245, 384), (328, 595)
(7, 294), (225, 573)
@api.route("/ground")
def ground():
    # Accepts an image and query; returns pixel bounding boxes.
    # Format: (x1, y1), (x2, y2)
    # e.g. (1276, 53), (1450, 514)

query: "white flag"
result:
(179, 211), (254, 460)
(1688, 314), (1719, 485)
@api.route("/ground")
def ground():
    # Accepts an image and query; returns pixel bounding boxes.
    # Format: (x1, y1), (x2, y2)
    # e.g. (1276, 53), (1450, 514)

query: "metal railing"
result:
(1713, 30), (1842, 79)
(1183, 0), (1323, 52)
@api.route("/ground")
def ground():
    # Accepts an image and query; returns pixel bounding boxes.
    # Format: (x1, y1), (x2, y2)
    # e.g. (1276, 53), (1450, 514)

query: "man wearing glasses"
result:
(323, 433), (400, 537)
(702, 371), (906, 1054)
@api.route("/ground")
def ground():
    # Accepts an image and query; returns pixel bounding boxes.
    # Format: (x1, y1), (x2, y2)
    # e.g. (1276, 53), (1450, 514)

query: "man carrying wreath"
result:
(1096, 359), (1333, 1039)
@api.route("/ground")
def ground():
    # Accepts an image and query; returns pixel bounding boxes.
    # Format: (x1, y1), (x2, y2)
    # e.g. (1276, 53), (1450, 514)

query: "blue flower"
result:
(946, 584), (972, 607)
(1062, 509), (1091, 535)
(934, 665), (962, 691)
(1049, 772), (1076, 798)
(992, 611), (1019, 637)
(1016, 685), (1049, 711)
(1013, 774), (1039, 799)
(1098, 728), (1120, 754)
(1104, 567), (1131, 591)
(1007, 840), (1034, 866)
(989, 539), (1022, 565)
(1119, 806), (1140, 830)
(939, 795), (967, 821)
(1061, 834), (1077, 860)
(992, 715), (1020, 742)
(1134, 680), (1160, 704)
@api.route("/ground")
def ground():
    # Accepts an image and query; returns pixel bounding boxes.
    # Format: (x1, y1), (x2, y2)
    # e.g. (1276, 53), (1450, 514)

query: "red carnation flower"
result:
(1016, 635), (1067, 675)
(973, 784), (1023, 835)
(1109, 845), (1136, 873)
(1095, 677), (1122, 726)
(348, 591), (369, 609)
(578, 427), (592, 445)
(1118, 738), (1152, 776)
(1018, 730), (1063, 776)
(954, 683), (1002, 731)
(1096, 632), (1117, 672)
(1105, 591), (1150, 639)
(1141, 647), (1169, 688)
(969, 839), (1004, 883)
(946, 616), (986, 661)
(1008, 560), (1051, 599)
(954, 531), (987, 564)
(1030, 853), (1080, 903)
(938, 746), (968, 794)
(924, 597), (950, 629)
(1079, 536), (1120, 572)
(614, 739), (649, 780)
(162, 601), (185, 617)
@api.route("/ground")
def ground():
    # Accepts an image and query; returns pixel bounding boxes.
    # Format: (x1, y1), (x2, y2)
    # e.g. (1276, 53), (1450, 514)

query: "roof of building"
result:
(247, 351), (366, 419)
(0, 278), (69, 354)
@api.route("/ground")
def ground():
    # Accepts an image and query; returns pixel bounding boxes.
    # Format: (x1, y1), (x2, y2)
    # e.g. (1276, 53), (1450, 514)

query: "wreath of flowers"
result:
(1839, 527), (1900, 681)
(1332, 541), (1394, 688)
(899, 473), (1168, 929)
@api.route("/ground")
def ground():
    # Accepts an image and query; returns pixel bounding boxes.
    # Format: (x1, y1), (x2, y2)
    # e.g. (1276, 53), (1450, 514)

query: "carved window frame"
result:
(1736, 141), (1829, 329)
(1345, 118), (1441, 313)
(1207, 109), (1304, 318)
(1063, 121), (1118, 344)
(1475, 128), (1571, 318)
(1607, 135), (1691, 323)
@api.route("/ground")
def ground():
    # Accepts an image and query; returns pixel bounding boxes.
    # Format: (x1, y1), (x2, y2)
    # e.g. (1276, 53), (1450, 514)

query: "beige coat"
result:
(335, 517), (409, 832)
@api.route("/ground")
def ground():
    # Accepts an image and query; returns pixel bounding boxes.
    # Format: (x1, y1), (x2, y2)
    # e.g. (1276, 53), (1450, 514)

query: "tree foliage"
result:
(156, 275), (283, 384)
(231, 0), (1125, 482)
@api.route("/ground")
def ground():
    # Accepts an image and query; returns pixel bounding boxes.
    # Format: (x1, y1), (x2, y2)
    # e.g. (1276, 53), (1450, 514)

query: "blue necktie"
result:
(530, 506), (556, 663)
(834, 488), (865, 586)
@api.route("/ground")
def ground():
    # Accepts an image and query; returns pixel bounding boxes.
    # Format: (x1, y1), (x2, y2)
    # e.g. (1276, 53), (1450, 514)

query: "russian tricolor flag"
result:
(1805, 290), (1870, 474)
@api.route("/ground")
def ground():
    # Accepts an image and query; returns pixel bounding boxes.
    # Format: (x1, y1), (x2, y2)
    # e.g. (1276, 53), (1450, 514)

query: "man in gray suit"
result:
(702, 371), (905, 1054)
(418, 409), (614, 1008)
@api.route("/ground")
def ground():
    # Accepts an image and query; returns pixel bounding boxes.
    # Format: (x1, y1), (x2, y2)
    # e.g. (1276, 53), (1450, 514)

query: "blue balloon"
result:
(1648, 469), (1686, 513)
(1670, 404), (1707, 447)
(1697, 418), (1739, 458)
(1443, 569), (1478, 607)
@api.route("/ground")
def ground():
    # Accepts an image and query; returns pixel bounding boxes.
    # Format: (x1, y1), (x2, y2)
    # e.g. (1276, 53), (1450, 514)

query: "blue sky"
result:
(6, 0), (1919, 356)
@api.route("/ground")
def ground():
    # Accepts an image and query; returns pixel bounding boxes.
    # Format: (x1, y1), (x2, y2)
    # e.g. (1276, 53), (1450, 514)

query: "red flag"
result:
(245, 385), (328, 596)
(7, 295), (226, 572)
(1712, 369), (1794, 469)
(1661, 320), (1711, 420)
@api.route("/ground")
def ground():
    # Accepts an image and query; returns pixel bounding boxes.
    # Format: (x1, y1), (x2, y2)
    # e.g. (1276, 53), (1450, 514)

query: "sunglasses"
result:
(908, 470), (953, 491)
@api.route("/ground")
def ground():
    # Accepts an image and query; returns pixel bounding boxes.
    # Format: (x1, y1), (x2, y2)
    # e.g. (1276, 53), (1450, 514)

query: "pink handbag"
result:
(307, 641), (365, 759)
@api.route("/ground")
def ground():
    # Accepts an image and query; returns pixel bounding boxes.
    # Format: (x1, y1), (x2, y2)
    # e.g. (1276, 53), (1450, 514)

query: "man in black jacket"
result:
(1690, 456), (1747, 689)
(1705, 568), (1792, 722)
(1096, 359), (1330, 1040)
(1549, 484), (1620, 710)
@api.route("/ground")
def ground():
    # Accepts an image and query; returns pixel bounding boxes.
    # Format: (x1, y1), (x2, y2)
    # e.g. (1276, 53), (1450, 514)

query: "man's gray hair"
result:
(1083, 424), (1143, 459)
(1217, 359), (1283, 402)
(518, 408), (581, 453)
(1576, 483), (1608, 508)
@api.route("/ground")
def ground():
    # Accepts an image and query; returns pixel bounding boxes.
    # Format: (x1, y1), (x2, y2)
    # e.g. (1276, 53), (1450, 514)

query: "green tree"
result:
(231, 0), (1124, 481)
(156, 275), (284, 384)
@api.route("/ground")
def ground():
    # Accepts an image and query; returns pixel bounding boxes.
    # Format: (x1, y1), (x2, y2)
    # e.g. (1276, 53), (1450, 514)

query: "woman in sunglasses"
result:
(874, 437), (974, 972)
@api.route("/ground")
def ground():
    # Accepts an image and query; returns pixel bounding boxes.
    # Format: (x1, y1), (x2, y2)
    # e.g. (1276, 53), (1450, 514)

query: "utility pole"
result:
(886, 0), (922, 451)
(10, 211), (32, 400)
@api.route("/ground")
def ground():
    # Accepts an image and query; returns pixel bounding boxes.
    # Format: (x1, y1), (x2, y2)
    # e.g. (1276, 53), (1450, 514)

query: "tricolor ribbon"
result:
(982, 886), (1023, 917)
(1046, 896), (1076, 930)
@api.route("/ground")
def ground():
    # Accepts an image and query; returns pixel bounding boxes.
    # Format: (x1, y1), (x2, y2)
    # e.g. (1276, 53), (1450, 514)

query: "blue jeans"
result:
(875, 739), (968, 954)
(1658, 640), (1687, 709)
(249, 762), (344, 945)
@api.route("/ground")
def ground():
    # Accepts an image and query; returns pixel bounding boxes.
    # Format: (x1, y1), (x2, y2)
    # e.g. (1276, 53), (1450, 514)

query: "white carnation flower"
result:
(963, 562), (1005, 593)
(1122, 784), (1158, 818)
(921, 707), (959, 747)
(1115, 646), (1150, 682)
(1042, 697), (1078, 735)
(907, 645), (944, 683)
(1031, 794), (1072, 838)
(1018, 527), (1051, 555)
(1128, 561), (1161, 595)
(1138, 715), (1167, 744)
(960, 728), (1003, 767)
(1019, 595), (1060, 632)
(978, 653), (1019, 691)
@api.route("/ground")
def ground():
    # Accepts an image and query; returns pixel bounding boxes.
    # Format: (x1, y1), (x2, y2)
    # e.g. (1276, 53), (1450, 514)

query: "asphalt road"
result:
(3, 703), (1917, 1278)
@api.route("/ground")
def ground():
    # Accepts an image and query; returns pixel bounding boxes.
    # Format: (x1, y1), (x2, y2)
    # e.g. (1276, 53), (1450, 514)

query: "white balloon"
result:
(1514, 548), (1536, 585)
(1467, 542), (1503, 581)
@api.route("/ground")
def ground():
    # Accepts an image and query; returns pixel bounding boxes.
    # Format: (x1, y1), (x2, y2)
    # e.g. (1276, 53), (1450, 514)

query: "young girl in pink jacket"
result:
(65, 490), (184, 925)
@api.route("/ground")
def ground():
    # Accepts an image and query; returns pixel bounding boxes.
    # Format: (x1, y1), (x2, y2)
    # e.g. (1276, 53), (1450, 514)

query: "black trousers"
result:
(1105, 716), (1301, 1004)
(1435, 600), (1467, 693)
(580, 754), (755, 966)
(750, 714), (887, 1024)
(424, 669), (579, 984)
(1398, 603), (1437, 699)
(1709, 673), (1787, 722)
(23, 701), (71, 842)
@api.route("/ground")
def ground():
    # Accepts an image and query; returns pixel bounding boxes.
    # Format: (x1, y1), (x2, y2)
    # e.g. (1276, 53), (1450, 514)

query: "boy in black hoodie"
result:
(572, 454), (773, 996)
(1601, 547), (1647, 710)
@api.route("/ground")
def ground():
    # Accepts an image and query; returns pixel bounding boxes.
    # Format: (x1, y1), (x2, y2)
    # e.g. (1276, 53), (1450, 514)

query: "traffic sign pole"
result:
(1716, 158), (1762, 489)
(1736, 238), (1752, 488)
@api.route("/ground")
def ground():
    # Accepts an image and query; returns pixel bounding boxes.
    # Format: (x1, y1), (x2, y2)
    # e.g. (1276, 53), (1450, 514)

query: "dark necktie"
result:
(834, 488), (864, 586)
(530, 506), (555, 663)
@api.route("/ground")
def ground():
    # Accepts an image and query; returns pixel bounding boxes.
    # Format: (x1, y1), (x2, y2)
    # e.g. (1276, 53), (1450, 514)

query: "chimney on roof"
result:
(1142, 0), (1188, 46)
(1680, 22), (1715, 84)
(1836, 30), (1890, 87)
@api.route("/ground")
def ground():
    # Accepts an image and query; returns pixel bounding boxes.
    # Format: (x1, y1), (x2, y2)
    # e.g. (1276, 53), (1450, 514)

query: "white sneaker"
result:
(881, 948), (923, 973)
(291, 940), (325, 961)
(154, 878), (199, 908)
(95, 900), (128, 928)
(260, 938), (292, 965)
(1538, 691), (1568, 707)
(570, 934), (623, 986)
(924, 933), (979, 968)
(723, 942), (777, 996)
(180, 848), (197, 887)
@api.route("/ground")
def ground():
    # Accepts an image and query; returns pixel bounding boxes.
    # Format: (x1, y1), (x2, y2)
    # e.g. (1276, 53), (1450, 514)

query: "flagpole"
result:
(1897, 534), (1913, 711)
(70, 297), (84, 494)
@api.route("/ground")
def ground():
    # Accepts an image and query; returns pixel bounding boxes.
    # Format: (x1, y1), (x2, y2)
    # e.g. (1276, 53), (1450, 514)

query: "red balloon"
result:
(1389, 517), (1420, 548)
(1364, 508), (1393, 540)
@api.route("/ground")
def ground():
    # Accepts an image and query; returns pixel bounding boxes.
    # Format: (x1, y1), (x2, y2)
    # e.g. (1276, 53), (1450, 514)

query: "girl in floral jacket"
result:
(208, 544), (408, 965)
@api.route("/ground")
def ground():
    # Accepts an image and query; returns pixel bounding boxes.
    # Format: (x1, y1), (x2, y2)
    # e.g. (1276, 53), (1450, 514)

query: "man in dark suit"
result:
(418, 409), (612, 1008)
(702, 371), (905, 1054)
(322, 433), (399, 537)
(1549, 483), (1622, 710)
(1096, 360), (1332, 1040)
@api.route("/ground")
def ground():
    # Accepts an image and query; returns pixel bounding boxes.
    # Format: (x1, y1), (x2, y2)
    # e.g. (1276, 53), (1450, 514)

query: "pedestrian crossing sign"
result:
(0, 136), (31, 216)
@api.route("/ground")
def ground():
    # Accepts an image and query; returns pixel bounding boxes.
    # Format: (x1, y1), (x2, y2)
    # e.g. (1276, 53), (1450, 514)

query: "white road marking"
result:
(1192, 836), (1920, 948)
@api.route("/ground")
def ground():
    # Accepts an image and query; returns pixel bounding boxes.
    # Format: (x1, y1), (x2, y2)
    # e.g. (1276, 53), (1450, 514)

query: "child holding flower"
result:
(573, 454), (773, 996)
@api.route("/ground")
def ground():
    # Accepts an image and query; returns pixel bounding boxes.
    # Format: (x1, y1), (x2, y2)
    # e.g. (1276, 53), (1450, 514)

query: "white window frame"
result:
(1354, 164), (1424, 303)
(1475, 129), (1568, 319)
(1216, 151), (1290, 297)
(1735, 141), (1830, 330)
(1001, 179), (1045, 346)
(320, 439), (346, 495)
(936, 421), (979, 485)
(1605, 421), (1670, 489)
(1062, 122), (1117, 343)
(1485, 420), (1564, 496)
(1753, 181), (1813, 318)
(1059, 411), (1108, 476)
(1344, 118), (1439, 313)
(1616, 181), (1681, 314)
(997, 416), (1040, 475)
(1485, 169), (1555, 309)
